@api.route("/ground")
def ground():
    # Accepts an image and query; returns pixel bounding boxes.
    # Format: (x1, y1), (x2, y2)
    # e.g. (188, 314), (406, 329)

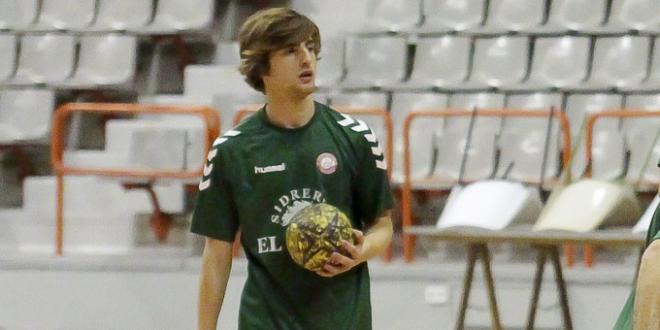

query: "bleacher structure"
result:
(0, 0), (656, 260)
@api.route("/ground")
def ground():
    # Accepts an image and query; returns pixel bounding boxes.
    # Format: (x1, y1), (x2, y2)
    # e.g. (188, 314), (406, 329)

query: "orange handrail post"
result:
(583, 109), (660, 267)
(232, 106), (395, 261)
(50, 103), (220, 256)
(402, 108), (572, 262)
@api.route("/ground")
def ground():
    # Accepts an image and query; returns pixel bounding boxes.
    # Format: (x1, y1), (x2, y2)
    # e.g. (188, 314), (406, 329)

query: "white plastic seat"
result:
(568, 37), (650, 91)
(590, 0), (660, 34)
(361, 0), (421, 33)
(503, 36), (590, 91)
(315, 38), (344, 89)
(0, 88), (55, 142)
(529, 0), (608, 34)
(184, 65), (256, 103)
(390, 92), (449, 183)
(212, 93), (266, 133)
(417, 0), (486, 33)
(0, 0), (39, 30)
(565, 94), (625, 179)
(621, 37), (660, 92)
(622, 94), (660, 185)
(499, 93), (563, 183)
(26, 0), (96, 31)
(130, 0), (214, 34)
(400, 36), (471, 90)
(0, 34), (17, 82)
(88, 0), (153, 32)
(213, 41), (240, 66)
(290, 0), (369, 38)
(57, 34), (137, 89)
(342, 36), (407, 89)
(465, 0), (545, 34)
(446, 37), (529, 90)
(10, 33), (75, 85)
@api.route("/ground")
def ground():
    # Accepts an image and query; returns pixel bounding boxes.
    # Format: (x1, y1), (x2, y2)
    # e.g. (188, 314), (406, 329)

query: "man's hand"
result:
(317, 229), (368, 277)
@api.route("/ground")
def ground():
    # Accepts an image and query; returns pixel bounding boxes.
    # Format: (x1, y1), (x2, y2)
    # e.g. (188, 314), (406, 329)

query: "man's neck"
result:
(264, 93), (315, 129)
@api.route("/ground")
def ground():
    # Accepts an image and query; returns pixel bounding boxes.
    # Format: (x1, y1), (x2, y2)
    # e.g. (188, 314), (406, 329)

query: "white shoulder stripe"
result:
(213, 137), (227, 146)
(364, 130), (377, 143)
(337, 114), (355, 127)
(376, 159), (387, 170)
(224, 130), (241, 137)
(199, 179), (210, 191)
(351, 119), (369, 132)
(203, 163), (213, 176)
(206, 148), (217, 161)
(371, 146), (383, 157)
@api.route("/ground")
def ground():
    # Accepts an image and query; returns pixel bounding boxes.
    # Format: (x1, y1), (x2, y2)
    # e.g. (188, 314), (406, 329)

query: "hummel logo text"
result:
(255, 163), (286, 174)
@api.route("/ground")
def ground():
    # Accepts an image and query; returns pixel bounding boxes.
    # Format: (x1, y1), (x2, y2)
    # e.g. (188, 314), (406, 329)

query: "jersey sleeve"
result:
(352, 128), (394, 226)
(190, 145), (239, 242)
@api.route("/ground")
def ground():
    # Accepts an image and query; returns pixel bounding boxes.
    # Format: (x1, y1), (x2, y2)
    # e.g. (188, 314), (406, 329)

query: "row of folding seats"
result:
(0, 33), (136, 88)
(313, 91), (660, 188)
(349, 0), (660, 35)
(0, 0), (214, 33)
(316, 35), (660, 92)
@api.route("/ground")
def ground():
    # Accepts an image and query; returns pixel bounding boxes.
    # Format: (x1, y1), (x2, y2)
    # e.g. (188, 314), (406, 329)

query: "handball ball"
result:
(285, 203), (355, 272)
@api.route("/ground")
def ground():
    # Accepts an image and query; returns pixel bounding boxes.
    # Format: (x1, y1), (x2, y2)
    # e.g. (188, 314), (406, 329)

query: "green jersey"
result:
(191, 102), (393, 330)
(613, 157), (660, 330)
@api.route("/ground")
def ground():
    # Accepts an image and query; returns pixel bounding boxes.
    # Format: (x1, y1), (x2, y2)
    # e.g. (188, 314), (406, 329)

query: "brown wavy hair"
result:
(238, 8), (321, 93)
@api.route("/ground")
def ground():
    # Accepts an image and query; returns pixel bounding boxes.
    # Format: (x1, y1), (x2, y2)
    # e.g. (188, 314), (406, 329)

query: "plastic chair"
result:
(89, 0), (154, 32)
(130, 0), (214, 33)
(529, 0), (608, 34)
(466, 0), (545, 34)
(0, 88), (55, 142)
(184, 65), (256, 103)
(27, 0), (96, 31)
(400, 36), (471, 90)
(10, 33), (76, 85)
(0, 34), (17, 82)
(361, 0), (422, 33)
(621, 37), (660, 92)
(417, 0), (486, 33)
(315, 38), (345, 89)
(0, 0), (40, 30)
(342, 36), (408, 89)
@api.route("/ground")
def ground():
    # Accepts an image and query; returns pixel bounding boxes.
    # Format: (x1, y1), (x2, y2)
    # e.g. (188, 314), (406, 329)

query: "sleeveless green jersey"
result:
(191, 101), (394, 330)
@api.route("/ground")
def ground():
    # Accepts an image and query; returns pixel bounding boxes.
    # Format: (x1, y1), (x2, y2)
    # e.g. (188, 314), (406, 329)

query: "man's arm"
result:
(633, 240), (660, 330)
(198, 238), (233, 330)
(318, 210), (393, 277)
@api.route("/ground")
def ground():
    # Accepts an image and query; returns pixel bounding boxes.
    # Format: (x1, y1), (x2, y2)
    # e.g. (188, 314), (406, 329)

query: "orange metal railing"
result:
(401, 108), (572, 262)
(580, 109), (660, 267)
(233, 106), (395, 261)
(51, 103), (219, 255)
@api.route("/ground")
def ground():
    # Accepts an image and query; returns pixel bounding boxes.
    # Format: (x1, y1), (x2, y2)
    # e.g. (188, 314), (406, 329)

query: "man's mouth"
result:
(299, 71), (313, 79)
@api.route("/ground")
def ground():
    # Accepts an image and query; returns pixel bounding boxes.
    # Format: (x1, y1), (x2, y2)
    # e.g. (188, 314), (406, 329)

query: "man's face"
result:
(262, 40), (317, 98)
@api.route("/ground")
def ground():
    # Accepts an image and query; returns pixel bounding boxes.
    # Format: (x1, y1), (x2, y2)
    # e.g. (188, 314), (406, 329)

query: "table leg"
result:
(550, 247), (573, 330)
(455, 244), (478, 330)
(526, 247), (548, 330)
(478, 244), (502, 330)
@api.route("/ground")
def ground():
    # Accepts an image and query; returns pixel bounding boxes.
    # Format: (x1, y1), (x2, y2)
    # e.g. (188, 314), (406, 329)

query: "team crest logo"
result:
(316, 152), (338, 175)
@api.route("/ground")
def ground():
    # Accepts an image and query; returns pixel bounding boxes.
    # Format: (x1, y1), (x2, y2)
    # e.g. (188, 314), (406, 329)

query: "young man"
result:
(614, 157), (660, 330)
(191, 8), (393, 330)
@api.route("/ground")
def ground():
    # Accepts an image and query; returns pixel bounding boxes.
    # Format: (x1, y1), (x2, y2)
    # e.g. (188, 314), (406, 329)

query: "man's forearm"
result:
(361, 211), (393, 261)
(633, 240), (660, 330)
(198, 239), (233, 330)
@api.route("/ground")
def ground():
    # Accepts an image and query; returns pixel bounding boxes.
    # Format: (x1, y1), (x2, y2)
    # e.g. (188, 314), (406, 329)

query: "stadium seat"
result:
(529, 0), (608, 34)
(315, 38), (344, 89)
(620, 37), (660, 92)
(445, 36), (529, 90)
(590, 0), (660, 34)
(130, 0), (214, 34)
(432, 93), (505, 181)
(184, 65), (256, 103)
(465, 0), (545, 34)
(57, 34), (137, 89)
(622, 94), (660, 185)
(360, 0), (422, 33)
(88, 0), (153, 32)
(213, 41), (241, 66)
(0, 88), (55, 142)
(9, 33), (75, 85)
(0, 0), (40, 30)
(399, 36), (471, 90)
(342, 36), (408, 89)
(565, 93), (625, 179)
(390, 92), (449, 184)
(568, 36), (650, 91)
(416, 0), (486, 33)
(26, 0), (96, 31)
(503, 36), (590, 91)
(0, 34), (17, 82)
(212, 93), (266, 133)
(499, 93), (564, 184)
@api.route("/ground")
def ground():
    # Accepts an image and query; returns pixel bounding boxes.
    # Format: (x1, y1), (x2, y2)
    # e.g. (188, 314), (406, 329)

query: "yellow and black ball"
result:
(285, 203), (354, 272)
